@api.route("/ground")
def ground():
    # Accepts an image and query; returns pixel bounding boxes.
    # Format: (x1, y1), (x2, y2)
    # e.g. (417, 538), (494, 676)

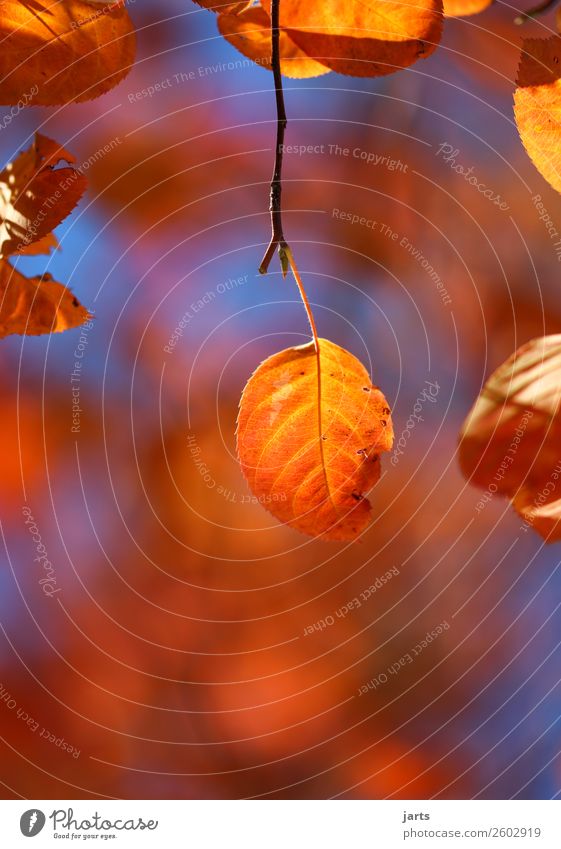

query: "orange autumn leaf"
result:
(444, 0), (492, 16)
(264, 0), (443, 77)
(0, 133), (86, 257)
(0, 134), (90, 341)
(0, 260), (90, 338)
(514, 37), (561, 195)
(0, 0), (136, 105)
(17, 232), (59, 257)
(218, 5), (331, 79)
(237, 338), (393, 540)
(459, 335), (561, 542)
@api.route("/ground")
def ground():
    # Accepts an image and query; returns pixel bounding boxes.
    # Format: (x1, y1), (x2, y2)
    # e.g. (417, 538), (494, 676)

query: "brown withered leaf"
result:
(444, 0), (492, 15)
(193, 0), (249, 11)
(514, 37), (561, 195)
(0, 133), (86, 257)
(191, 0), (244, 10)
(459, 335), (561, 542)
(0, 0), (136, 105)
(218, 5), (331, 78)
(0, 259), (90, 338)
(237, 338), (393, 541)
(264, 0), (443, 77)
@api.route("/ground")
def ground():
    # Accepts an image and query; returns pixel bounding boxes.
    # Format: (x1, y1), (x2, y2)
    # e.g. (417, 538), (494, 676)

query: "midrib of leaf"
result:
(286, 248), (339, 519)
(25, 2), (61, 42)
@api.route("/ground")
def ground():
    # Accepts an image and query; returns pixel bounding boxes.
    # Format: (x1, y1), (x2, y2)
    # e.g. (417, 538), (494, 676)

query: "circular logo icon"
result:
(20, 810), (46, 837)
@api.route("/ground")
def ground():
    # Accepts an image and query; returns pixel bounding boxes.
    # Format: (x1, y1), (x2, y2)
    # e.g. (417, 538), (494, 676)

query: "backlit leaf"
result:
(237, 338), (393, 540)
(443, 0), (492, 16)
(17, 232), (59, 257)
(264, 0), (443, 77)
(0, 0), (136, 105)
(218, 5), (331, 79)
(0, 133), (86, 257)
(514, 37), (561, 195)
(459, 335), (561, 542)
(0, 260), (90, 338)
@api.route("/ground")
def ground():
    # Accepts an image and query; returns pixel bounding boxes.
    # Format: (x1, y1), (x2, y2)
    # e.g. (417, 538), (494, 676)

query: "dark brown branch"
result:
(259, 0), (289, 275)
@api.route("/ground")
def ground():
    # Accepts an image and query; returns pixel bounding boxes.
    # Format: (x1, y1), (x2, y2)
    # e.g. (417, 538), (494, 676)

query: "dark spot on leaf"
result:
(351, 491), (363, 501)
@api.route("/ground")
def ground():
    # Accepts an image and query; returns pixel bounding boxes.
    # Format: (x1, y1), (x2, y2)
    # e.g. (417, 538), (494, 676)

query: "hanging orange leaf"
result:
(218, 5), (331, 78)
(0, 0), (136, 105)
(459, 335), (561, 542)
(514, 37), (561, 195)
(0, 133), (87, 257)
(0, 259), (90, 339)
(263, 0), (443, 77)
(237, 338), (393, 540)
(443, 0), (492, 16)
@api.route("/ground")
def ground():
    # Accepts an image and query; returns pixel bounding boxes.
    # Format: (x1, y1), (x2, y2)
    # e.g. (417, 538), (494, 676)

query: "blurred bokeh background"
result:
(1, 0), (561, 799)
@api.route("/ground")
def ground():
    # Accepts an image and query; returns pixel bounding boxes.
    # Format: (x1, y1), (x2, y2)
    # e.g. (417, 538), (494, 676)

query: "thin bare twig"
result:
(259, 0), (289, 275)
(514, 0), (560, 24)
(258, 9), (336, 511)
